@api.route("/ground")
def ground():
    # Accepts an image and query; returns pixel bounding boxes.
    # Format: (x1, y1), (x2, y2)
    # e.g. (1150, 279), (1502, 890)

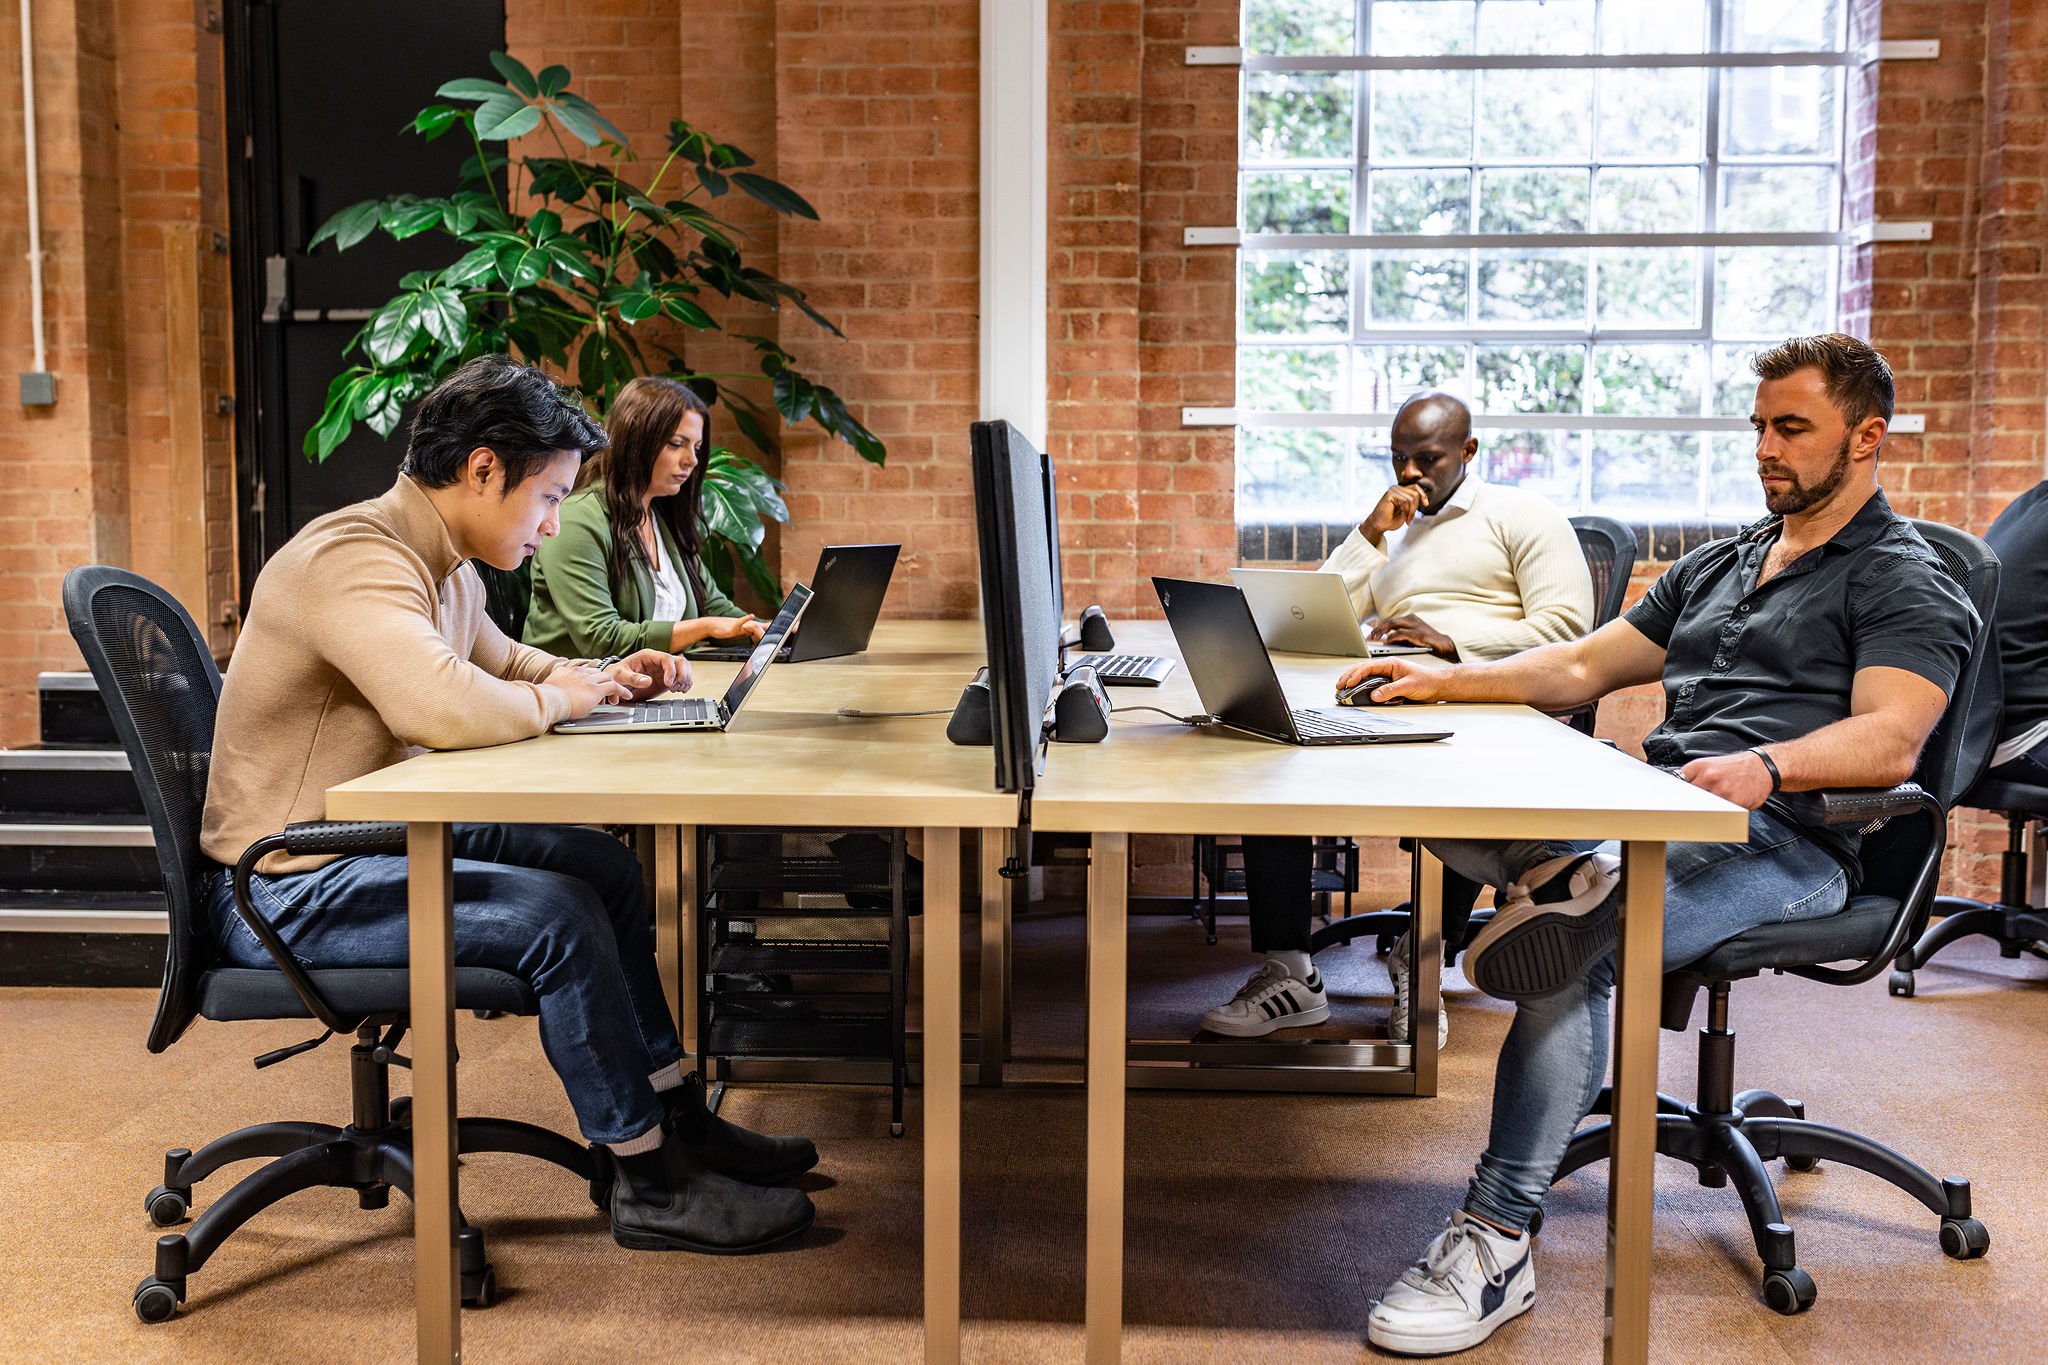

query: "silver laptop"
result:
(555, 584), (813, 734)
(1229, 567), (1431, 658)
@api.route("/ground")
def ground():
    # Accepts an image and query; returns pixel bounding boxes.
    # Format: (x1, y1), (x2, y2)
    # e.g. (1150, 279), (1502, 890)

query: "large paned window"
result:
(1235, 0), (1849, 527)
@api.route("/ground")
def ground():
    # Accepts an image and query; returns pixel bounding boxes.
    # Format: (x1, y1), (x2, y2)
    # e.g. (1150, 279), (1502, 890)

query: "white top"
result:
(648, 529), (690, 622)
(1320, 474), (1597, 662)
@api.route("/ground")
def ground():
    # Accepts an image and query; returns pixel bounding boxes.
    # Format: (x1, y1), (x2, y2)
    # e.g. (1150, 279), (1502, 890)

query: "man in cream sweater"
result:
(201, 355), (818, 1255)
(1202, 392), (1595, 1043)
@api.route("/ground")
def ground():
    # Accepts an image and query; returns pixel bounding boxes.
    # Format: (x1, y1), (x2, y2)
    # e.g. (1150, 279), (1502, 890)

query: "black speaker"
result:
(1077, 604), (1115, 652)
(946, 667), (992, 745)
(1050, 666), (1111, 743)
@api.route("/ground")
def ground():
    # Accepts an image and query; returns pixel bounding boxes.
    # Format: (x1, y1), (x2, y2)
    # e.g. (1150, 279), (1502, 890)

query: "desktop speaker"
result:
(1050, 666), (1111, 743)
(946, 667), (993, 745)
(1076, 604), (1115, 652)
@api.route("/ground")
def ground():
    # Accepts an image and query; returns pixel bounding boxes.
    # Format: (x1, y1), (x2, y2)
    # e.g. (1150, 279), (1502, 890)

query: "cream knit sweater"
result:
(201, 476), (575, 874)
(1320, 475), (1595, 662)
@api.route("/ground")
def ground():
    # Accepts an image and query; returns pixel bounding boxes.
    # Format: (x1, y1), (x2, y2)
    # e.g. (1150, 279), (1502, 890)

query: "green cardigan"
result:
(522, 485), (743, 657)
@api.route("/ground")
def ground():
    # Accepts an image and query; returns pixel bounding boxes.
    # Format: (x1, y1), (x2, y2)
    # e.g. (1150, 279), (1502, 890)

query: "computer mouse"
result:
(1337, 676), (1397, 706)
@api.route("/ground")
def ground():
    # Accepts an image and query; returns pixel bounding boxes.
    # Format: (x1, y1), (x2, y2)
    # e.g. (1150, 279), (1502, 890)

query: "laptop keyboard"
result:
(1291, 707), (1377, 739)
(622, 698), (717, 725)
(1070, 653), (1176, 685)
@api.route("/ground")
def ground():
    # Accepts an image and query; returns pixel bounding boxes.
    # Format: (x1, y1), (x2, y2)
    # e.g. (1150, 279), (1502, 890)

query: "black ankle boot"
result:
(663, 1071), (820, 1186)
(608, 1126), (814, 1254)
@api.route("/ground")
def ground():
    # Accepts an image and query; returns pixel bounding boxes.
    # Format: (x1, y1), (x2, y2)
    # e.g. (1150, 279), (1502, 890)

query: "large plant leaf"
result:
(554, 93), (628, 146)
(474, 94), (542, 142)
(436, 77), (510, 104)
(495, 243), (549, 289)
(488, 51), (539, 98)
(366, 295), (435, 366)
(417, 287), (468, 348)
(549, 98), (607, 148)
(701, 474), (766, 550)
(382, 199), (446, 240)
(309, 198), (382, 252)
(772, 368), (815, 423)
(730, 172), (818, 220)
(363, 374), (409, 436)
(413, 104), (463, 140)
(537, 64), (571, 98)
(710, 450), (789, 522)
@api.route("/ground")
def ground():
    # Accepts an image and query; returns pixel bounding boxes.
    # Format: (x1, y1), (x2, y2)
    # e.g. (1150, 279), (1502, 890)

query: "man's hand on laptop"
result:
(1368, 613), (1458, 660)
(702, 613), (767, 643)
(1334, 658), (1446, 704)
(546, 661), (633, 718)
(1360, 483), (1428, 547)
(605, 649), (691, 701)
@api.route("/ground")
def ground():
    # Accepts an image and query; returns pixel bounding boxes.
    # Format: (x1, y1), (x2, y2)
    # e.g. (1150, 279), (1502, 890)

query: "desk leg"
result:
(677, 825), (699, 1062)
(1607, 841), (1666, 1363)
(407, 822), (459, 1363)
(978, 828), (1010, 1086)
(923, 827), (963, 1364)
(1085, 831), (1129, 1365)
(654, 825), (682, 1044)
(1412, 843), (1444, 1097)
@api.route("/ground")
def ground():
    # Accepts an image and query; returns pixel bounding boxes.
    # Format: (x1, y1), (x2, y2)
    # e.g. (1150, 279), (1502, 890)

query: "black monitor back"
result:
(1042, 449), (1066, 624)
(972, 421), (1062, 792)
(788, 543), (900, 662)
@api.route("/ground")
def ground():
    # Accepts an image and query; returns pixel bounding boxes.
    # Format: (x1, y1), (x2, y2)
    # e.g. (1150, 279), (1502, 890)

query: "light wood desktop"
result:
(327, 621), (1010, 1365)
(1026, 620), (1747, 1365)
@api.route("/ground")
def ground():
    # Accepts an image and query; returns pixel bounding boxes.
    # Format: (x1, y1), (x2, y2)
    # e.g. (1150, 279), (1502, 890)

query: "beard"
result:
(1760, 435), (1853, 516)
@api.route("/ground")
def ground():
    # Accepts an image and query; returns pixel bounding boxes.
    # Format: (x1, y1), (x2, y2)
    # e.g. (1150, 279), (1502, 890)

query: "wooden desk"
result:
(1027, 621), (1747, 1364)
(327, 621), (1009, 1364)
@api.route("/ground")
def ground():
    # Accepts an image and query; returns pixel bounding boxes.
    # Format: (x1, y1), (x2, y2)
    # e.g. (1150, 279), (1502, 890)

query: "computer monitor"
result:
(971, 420), (1063, 793)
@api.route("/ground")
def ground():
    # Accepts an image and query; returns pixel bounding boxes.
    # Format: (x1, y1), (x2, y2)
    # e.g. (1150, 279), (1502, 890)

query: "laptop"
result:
(1229, 567), (1431, 659)
(1152, 577), (1451, 747)
(556, 584), (813, 733)
(689, 544), (900, 663)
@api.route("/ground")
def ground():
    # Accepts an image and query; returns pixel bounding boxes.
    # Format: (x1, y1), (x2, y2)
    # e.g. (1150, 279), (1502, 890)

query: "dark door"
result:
(226, 0), (506, 600)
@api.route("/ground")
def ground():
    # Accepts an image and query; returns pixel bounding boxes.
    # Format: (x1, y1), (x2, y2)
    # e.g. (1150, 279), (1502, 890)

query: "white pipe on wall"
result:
(19, 0), (48, 376)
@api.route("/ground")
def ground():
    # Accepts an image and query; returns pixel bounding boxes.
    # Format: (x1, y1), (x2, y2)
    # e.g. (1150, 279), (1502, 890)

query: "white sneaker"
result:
(1367, 1211), (1536, 1356)
(1387, 931), (1449, 1048)
(1200, 959), (1330, 1037)
(1463, 852), (1621, 1001)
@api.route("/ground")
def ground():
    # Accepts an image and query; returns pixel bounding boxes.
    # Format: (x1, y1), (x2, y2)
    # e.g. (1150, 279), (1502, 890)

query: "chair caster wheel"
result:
(1888, 969), (1915, 998)
(145, 1184), (190, 1227)
(1784, 1153), (1820, 1172)
(1762, 1266), (1816, 1315)
(1525, 1208), (1544, 1237)
(1375, 933), (1397, 957)
(1762, 1267), (1815, 1315)
(1940, 1216), (1990, 1259)
(461, 1265), (497, 1308)
(891, 1122), (905, 1138)
(390, 1096), (413, 1127)
(133, 1275), (183, 1323)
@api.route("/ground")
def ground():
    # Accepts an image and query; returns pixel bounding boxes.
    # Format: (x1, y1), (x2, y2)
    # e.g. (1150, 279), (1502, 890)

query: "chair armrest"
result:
(1779, 782), (1929, 828)
(281, 820), (409, 857)
(229, 822), (410, 1034)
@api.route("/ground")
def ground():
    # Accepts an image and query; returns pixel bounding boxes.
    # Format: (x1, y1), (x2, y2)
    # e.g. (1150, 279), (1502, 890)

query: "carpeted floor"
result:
(6, 906), (2044, 1363)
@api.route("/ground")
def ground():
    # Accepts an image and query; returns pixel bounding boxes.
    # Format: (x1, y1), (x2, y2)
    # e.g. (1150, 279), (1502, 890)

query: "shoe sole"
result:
(1200, 1001), (1331, 1038)
(1366, 1288), (1534, 1355)
(611, 1204), (816, 1255)
(1463, 895), (1617, 1001)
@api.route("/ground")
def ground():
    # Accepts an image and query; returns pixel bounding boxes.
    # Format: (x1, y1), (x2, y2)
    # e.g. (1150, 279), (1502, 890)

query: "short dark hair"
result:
(1750, 333), (1895, 427)
(401, 354), (608, 491)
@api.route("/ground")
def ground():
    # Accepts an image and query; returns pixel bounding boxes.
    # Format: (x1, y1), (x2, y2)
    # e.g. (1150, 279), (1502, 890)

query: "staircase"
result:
(0, 672), (165, 985)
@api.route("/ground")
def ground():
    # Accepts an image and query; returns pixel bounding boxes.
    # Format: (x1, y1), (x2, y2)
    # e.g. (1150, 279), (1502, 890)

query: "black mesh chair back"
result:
(1569, 514), (1639, 631)
(1854, 520), (2002, 909)
(62, 567), (222, 1055)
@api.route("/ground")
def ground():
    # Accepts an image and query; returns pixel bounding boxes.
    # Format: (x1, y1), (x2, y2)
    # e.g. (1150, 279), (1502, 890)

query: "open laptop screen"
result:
(721, 583), (812, 715)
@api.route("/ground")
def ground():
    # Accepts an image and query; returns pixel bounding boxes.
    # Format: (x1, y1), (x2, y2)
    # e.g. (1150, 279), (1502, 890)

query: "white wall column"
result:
(979, 0), (1049, 448)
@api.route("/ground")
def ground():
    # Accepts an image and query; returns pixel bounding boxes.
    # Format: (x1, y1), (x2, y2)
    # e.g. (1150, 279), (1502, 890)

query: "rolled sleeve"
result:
(1849, 548), (1976, 696)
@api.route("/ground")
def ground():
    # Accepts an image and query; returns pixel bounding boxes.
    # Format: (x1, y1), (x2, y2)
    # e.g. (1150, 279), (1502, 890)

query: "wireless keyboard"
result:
(1069, 652), (1176, 687)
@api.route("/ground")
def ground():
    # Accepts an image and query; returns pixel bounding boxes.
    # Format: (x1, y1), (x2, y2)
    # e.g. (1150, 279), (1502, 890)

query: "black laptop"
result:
(690, 543), (900, 663)
(1152, 577), (1452, 747)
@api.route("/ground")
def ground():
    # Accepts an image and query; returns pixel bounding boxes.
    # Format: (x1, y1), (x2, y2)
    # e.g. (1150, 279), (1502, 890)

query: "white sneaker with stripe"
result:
(1200, 959), (1330, 1037)
(1387, 930), (1449, 1048)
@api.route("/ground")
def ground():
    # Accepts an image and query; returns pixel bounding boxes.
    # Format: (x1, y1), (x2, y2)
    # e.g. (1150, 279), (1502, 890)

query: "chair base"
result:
(1542, 983), (1987, 1315)
(1890, 894), (2048, 997)
(133, 1029), (594, 1323)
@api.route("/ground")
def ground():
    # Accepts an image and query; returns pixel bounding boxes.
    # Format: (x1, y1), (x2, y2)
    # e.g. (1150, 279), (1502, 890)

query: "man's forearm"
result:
(1763, 713), (1925, 792)
(1436, 639), (1604, 711)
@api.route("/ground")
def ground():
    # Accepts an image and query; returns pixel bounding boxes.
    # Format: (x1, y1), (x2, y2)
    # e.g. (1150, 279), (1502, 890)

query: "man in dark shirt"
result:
(1978, 482), (2048, 781)
(1337, 334), (1974, 1356)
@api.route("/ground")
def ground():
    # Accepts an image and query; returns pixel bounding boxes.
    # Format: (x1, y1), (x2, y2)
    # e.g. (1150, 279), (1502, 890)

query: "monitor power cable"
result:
(835, 706), (954, 718)
(1111, 704), (1218, 726)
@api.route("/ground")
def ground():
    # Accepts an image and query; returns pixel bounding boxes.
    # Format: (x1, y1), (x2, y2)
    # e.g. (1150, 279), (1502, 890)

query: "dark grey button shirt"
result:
(1624, 489), (1975, 882)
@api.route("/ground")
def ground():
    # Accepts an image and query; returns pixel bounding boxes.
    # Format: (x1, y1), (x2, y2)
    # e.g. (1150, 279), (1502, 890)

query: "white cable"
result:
(20, 0), (46, 374)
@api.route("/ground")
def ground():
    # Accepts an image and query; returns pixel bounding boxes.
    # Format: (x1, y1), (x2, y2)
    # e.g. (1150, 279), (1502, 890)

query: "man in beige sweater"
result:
(1202, 392), (1596, 1044)
(200, 355), (816, 1254)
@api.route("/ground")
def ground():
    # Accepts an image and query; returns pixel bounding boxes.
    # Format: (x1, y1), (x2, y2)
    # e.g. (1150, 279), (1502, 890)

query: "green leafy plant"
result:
(303, 52), (883, 609)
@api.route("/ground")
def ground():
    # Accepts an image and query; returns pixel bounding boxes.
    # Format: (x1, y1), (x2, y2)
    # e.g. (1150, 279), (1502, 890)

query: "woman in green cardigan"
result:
(525, 375), (768, 658)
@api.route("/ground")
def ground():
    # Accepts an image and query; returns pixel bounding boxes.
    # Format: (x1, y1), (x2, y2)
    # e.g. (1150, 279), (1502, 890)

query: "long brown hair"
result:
(580, 375), (713, 604)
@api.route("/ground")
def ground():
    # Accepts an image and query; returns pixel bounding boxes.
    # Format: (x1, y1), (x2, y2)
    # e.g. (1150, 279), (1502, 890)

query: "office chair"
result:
(1307, 514), (1641, 963)
(1886, 776), (2048, 997)
(62, 567), (596, 1325)
(1537, 519), (1998, 1314)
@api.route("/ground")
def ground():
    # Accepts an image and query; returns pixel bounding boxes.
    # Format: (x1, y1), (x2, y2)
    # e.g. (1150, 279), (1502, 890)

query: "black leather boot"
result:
(607, 1127), (814, 1254)
(663, 1071), (820, 1186)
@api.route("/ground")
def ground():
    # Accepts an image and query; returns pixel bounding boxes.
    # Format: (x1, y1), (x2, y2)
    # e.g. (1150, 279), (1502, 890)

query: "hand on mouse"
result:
(1334, 657), (1443, 705)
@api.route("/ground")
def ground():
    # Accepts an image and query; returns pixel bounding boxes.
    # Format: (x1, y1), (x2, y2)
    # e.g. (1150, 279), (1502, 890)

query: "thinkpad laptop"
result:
(1152, 577), (1451, 747)
(1229, 567), (1430, 658)
(689, 544), (899, 663)
(556, 584), (813, 734)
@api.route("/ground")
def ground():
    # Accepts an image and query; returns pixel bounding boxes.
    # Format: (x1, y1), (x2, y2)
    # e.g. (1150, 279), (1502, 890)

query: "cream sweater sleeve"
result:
(301, 531), (571, 749)
(1320, 528), (1388, 620)
(1442, 499), (1597, 662)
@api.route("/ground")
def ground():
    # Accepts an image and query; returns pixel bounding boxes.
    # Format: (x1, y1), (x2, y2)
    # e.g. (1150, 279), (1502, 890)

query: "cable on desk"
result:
(835, 706), (953, 718)
(1111, 705), (1218, 726)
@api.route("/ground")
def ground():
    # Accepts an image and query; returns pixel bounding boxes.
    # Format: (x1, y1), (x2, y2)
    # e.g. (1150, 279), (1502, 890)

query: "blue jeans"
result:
(1426, 806), (1849, 1233)
(206, 824), (682, 1145)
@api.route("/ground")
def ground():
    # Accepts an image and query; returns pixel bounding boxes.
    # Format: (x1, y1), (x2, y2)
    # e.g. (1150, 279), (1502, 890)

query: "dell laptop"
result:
(1229, 567), (1430, 658)
(1153, 577), (1450, 747)
(556, 584), (813, 733)
(689, 544), (899, 664)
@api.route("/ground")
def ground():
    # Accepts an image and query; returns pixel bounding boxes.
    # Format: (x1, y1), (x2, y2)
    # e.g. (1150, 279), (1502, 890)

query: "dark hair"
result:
(401, 354), (608, 491)
(1750, 333), (1895, 428)
(577, 375), (712, 602)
